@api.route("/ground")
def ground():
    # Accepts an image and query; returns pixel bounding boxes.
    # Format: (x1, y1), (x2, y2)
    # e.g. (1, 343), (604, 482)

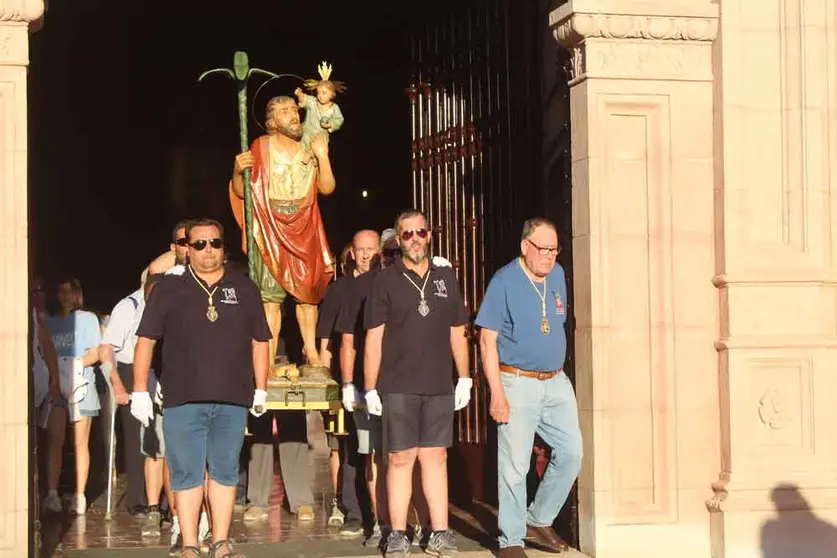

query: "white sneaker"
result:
(198, 511), (210, 545)
(168, 519), (182, 556)
(328, 498), (345, 526)
(42, 491), (62, 514)
(70, 494), (86, 516)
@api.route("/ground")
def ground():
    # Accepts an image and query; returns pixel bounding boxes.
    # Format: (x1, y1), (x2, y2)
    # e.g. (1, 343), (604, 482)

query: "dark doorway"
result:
(405, 0), (576, 547)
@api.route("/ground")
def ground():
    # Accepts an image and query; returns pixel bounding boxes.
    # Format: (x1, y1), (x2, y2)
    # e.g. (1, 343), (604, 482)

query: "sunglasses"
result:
(175, 238), (188, 247)
(189, 238), (224, 251)
(401, 228), (429, 241)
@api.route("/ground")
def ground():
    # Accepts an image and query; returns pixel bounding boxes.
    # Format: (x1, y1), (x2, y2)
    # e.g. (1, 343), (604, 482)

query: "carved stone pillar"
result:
(0, 1), (44, 556)
(707, 1), (837, 557)
(551, 1), (719, 557)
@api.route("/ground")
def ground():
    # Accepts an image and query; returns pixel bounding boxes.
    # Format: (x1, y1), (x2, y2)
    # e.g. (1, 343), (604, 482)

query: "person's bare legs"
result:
(73, 417), (93, 502)
(417, 447), (448, 531)
(411, 462), (429, 527)
(296, 303), (322, 365)
(387, 448), (417, 530)
(163, 461), (177, 518)
(175, 486), (203, 549)
(330, 448), (340, 494)
(208, 480), (236, 543)
(263, 302), (282, 368)
(145, 457), (164, 506)
(46, 407), (67, 492)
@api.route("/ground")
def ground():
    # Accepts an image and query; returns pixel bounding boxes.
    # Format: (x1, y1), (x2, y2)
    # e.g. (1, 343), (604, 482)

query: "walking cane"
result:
(100, 362), (117, 521)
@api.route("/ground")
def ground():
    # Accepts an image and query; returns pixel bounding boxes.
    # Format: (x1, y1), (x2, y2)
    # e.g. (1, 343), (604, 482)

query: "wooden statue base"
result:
(264, 363), (346, 435)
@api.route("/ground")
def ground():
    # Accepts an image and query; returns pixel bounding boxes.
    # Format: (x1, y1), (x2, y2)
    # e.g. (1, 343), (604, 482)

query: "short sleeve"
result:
(102, 298), (135, 350)
(443, 270), (469, 327)
(335, 284), (363, 335)
(316, 281), (343, 339)
(81, 312), (102, 350)
(475, 271), (508, 332)
(363, 275), (389, 329)
(136, 279), (173, 340)
(244, 281), (272, 342)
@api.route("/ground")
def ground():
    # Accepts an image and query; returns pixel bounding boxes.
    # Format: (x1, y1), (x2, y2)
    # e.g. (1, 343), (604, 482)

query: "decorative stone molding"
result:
(0, 0), (44, 23)
(550, 0), (719, 84)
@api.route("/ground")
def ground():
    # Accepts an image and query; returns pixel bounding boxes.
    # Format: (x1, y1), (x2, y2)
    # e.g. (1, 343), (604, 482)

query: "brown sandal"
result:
(180, 546), (201, 557)
(209, 539), (245, 558)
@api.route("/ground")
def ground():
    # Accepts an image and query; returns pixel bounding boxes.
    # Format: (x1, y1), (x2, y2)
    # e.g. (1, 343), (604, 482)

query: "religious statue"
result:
(229, 95), (336, 366)
(294, 61), (346, 141)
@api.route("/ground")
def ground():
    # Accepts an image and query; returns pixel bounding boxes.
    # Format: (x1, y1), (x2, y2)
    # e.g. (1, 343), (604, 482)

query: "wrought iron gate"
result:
(405, 0), (576, 546)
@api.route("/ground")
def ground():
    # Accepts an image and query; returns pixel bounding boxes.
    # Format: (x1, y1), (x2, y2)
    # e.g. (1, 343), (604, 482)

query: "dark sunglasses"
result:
(189, 238), (224, 251)
(401, 228), (429, 241)
(175, 238), (188, 247)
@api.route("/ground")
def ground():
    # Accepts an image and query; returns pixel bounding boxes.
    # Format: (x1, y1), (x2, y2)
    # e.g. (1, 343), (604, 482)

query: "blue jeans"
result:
(497, 371), (582, 549)
(163, 403), (248, 491)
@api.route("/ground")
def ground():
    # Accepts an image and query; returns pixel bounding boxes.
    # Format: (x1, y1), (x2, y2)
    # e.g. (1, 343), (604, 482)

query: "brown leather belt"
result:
(499, 364), (559, 381)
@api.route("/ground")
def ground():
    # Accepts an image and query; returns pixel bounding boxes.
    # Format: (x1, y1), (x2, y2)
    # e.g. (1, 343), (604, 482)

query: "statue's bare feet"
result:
(303, 345), (323, 366)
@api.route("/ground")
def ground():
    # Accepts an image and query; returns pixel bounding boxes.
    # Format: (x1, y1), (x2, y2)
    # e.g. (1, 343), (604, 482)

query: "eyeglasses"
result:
(401, 228), (429, 241)
(189, 238), (224, 251)
(527, 239), (560, 257)
(175, 238), (188, 247)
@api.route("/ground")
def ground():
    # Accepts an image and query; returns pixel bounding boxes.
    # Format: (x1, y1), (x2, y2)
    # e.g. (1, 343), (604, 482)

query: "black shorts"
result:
(383, 393), (454, 452)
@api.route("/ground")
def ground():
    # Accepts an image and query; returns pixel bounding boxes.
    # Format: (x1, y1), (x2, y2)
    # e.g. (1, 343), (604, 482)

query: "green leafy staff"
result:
(199, 52), (278, 279)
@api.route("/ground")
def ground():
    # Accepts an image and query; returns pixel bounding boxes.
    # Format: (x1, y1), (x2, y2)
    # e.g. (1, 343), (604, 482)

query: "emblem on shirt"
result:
(221, 287), (239, 305)
(433, 279), (448, 298)
(554, 292), (565, 315)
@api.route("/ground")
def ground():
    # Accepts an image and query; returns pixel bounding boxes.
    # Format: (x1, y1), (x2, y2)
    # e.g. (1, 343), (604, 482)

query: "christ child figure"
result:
(294, 61), (346, 141)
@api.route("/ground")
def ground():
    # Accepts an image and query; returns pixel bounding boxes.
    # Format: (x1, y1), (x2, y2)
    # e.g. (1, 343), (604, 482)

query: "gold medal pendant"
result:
(541, 317), (550, 335)
(207, 305), (219, 322)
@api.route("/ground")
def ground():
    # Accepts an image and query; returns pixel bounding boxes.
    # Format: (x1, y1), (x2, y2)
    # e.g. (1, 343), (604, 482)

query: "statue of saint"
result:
(294, 62), (346, 141)
(229, 96), (335, 366)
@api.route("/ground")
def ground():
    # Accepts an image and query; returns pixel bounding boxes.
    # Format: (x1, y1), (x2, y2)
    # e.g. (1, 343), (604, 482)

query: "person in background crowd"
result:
(32, 276), (62, 516)
(315, 241), (355, 528)
(43, 278), (104, 515)
(100, 278), (149, 518)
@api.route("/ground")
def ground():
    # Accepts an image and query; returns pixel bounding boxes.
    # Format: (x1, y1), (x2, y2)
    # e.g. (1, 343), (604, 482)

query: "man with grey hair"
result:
(476, 217), (581, 557)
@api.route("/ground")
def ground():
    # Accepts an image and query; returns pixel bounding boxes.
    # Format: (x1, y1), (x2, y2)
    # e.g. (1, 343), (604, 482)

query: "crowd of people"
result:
(30, 211), (582, 558)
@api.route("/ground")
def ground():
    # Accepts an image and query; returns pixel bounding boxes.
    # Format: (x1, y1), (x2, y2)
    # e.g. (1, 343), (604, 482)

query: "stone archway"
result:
(0, 1), (44, 556)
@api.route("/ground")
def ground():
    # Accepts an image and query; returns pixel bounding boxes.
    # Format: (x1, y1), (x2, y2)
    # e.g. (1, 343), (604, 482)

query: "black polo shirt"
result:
(334, 269), (378, 388)
(364, 259), (468, 396)
(136, 265), (272, 408)
(316, 275), (354, 381)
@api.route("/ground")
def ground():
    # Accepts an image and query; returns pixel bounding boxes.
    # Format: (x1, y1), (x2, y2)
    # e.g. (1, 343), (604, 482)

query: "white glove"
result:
(365, 389), (383, 416)
(130, 391), (153, 427)
(342, 383), (360, 413)
(454, 378), (473, 411)
(250, 389), (267, 417)
(432, 256), (452, 267)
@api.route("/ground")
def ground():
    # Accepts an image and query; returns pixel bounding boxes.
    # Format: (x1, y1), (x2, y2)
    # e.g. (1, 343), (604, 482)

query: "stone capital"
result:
(550, 0), (719, 84)
(0, 0), (44, 23)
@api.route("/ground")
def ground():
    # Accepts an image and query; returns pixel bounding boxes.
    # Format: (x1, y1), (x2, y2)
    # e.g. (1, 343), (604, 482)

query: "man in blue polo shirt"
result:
(476, 217), (582, 558)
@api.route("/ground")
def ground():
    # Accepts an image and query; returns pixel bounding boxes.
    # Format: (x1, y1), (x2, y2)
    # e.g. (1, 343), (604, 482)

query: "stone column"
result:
(708, 1), (837, 557)
(0, 1), (44, 556)
(552, 1), (719, 557)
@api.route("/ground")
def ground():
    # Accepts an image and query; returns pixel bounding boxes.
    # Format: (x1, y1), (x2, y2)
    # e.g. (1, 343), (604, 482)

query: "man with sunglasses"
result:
(148, 220), (192, 275)
(132, 218), (272, 558)
(476, 217), (581, 557)
(363, 210), (472, 557)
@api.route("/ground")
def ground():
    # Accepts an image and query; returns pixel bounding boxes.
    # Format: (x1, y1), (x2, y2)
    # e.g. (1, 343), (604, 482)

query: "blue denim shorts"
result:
(162, 403), (248, 491)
